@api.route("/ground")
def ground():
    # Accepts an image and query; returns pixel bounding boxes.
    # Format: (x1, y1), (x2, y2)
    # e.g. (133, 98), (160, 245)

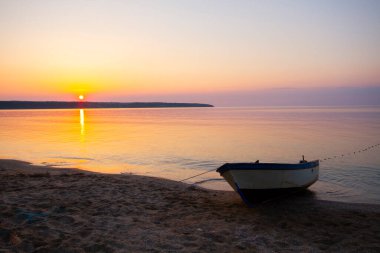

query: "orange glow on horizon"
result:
(1, 1), (379, 102)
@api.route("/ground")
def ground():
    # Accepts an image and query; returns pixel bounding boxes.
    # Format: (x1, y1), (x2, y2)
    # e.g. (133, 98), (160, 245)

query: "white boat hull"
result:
(222, 166), (319, 191)
(217, 161), (319, 204)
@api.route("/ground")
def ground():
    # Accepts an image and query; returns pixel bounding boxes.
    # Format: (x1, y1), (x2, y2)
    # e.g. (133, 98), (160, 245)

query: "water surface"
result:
(1, 106), (379, 204)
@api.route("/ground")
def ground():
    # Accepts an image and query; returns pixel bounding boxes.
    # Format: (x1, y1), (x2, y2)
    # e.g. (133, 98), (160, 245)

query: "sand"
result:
(0, 159), (379, 252)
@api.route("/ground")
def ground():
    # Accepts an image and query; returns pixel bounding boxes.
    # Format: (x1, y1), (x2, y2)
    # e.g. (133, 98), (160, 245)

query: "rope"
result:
(192, 178), (224, 185)
(319, 143), (380, 163)
(178, 168), (216, 182)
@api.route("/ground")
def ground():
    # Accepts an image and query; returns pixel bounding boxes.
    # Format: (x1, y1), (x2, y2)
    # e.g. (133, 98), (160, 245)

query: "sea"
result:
(1, 106), (379, 204)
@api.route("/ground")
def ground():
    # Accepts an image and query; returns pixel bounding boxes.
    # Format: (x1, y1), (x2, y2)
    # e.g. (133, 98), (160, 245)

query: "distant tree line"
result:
(0, 101), (214, 110)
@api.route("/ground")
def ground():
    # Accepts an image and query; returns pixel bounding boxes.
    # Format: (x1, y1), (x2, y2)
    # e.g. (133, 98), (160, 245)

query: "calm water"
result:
(1, 106), (379, 204)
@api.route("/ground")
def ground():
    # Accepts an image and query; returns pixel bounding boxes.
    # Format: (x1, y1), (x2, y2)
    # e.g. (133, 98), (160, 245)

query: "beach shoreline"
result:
(1, 159), (379, 252)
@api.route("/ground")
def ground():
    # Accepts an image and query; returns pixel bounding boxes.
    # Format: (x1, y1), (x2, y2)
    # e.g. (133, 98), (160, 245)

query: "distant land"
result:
(0, 101), (214, 110)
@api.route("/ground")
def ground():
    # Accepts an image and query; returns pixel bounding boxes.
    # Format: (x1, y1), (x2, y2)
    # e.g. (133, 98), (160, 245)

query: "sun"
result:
(78, 95), (84, 100)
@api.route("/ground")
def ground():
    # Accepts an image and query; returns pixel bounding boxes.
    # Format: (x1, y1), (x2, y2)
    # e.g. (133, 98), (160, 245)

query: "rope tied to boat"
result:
(178, 168), (216, 182)
(319, 143), (380, 163)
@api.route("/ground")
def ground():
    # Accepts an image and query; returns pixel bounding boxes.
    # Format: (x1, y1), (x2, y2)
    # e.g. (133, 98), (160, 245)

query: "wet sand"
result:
(1, 159), (379, 252)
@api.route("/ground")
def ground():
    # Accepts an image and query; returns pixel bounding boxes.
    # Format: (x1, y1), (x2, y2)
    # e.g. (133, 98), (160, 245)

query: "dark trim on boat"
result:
(235, 183), (254, 208)
(217, 160), (319, 174)
(235, 177), (318, 205)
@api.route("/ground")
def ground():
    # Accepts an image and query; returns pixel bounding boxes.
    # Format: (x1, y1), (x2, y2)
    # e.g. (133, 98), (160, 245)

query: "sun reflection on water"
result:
(79, 109), (85, 138)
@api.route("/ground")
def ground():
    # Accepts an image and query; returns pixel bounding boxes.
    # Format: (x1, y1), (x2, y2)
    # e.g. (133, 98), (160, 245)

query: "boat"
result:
(216, 157), (319, 205)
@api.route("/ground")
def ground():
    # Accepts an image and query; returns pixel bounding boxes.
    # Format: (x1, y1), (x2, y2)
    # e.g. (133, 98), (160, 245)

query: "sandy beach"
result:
(0, 159), (379, 252)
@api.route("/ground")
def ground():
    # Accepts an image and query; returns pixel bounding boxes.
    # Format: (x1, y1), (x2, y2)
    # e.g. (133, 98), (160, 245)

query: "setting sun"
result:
(79, 95), (84, 100)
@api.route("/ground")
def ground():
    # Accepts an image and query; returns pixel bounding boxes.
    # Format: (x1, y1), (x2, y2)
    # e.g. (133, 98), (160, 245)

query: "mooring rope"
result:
(192, 178), (225, 185)
(319, 143), (380, 163)
(178, 168), (216, 182)
(178, 143), (380, 183)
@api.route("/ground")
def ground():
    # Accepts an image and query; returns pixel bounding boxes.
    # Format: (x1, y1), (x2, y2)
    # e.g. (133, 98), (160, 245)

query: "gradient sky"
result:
(0, 0), (379, 105)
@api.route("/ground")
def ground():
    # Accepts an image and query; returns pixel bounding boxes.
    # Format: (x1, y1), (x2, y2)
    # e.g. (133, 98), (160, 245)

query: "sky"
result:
(0, 0), (379, 106)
